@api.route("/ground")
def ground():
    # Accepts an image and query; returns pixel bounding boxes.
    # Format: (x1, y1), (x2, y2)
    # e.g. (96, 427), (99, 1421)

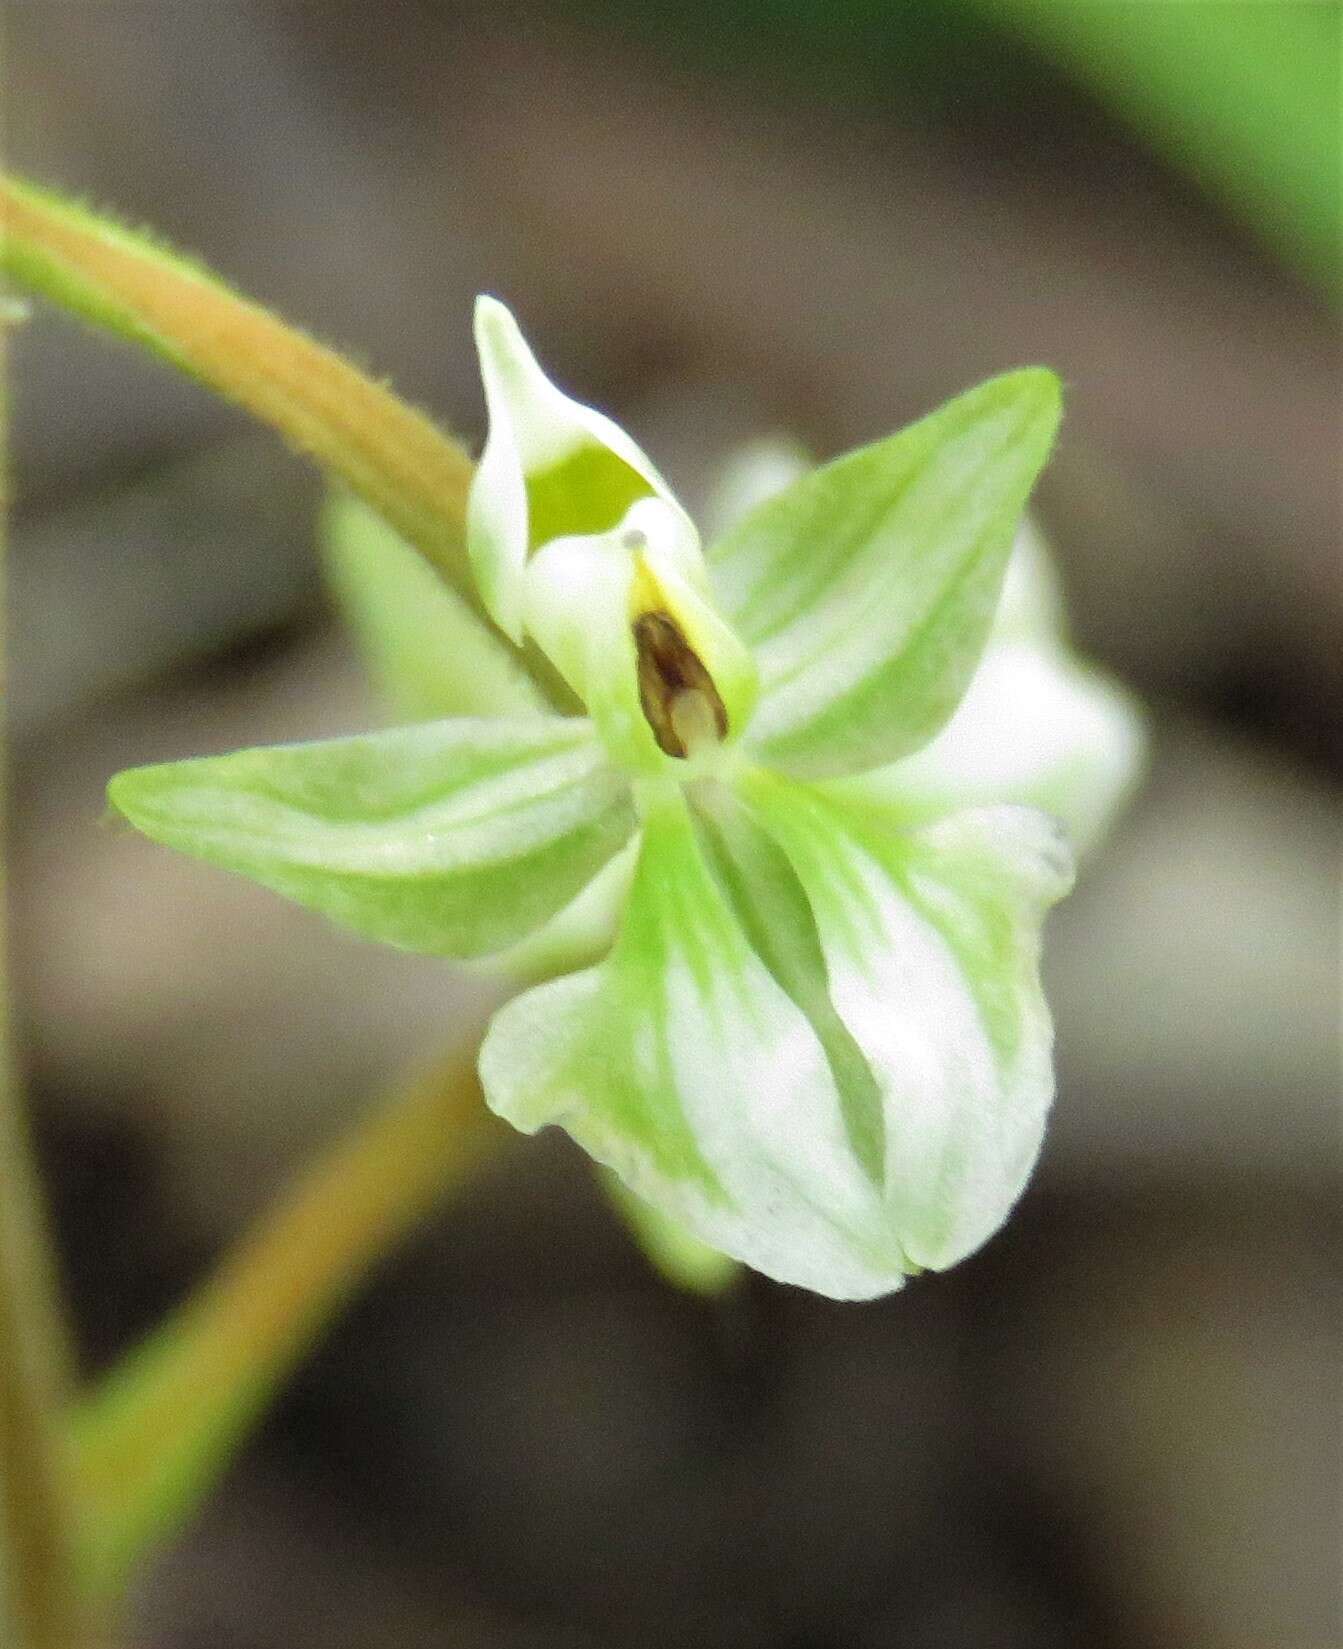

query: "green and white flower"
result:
(109, 298), (1142, 1300)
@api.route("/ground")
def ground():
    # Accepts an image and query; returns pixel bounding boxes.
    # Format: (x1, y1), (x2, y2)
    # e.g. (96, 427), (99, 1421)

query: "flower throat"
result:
(633, 611), (728, 759)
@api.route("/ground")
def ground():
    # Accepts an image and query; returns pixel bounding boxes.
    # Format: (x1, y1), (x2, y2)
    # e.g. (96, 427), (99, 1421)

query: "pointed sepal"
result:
(710, 369), (1062, 778)
(108, 719), (636, 959)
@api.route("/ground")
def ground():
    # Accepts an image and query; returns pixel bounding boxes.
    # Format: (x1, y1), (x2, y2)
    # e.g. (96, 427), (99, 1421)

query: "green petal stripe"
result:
(742, 770), (1073, 1271)
(108, 719), (636, 959)
(689, 788), (886, 1187)
(479, 799), (905, 1299)
(710, 369), (1061, 778)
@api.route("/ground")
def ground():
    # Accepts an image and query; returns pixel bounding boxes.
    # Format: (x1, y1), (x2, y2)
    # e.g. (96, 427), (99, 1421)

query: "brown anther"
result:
(633, 611), (728, 758)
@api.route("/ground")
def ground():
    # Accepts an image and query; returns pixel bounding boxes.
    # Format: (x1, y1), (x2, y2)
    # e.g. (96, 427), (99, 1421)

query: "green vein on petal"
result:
(479, 796), (906, 1299)
(688, 781), (886, 1187)
(108, 718), (636, 959)
(740, 768), (1073, 1271)
(710, 369), (1062, 778)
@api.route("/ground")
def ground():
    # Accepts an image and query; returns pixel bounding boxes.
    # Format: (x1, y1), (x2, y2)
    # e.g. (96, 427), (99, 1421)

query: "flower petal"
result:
(599, 1169), (740, 1296)
(831, 643), (1145, 856)
(480, 835), (637, 985)
(466, 301), (759, 772)
(479, 797), (906, 1300)
(709, 369), (1062, 778)
(703, 442), (1142, 851)
(108, 718), (636, 958)
(828, 521), (1146, 854)
(987, 514), (1066, 643)
(740, 771), (1073, 1271)
(701, 435), (811, 540)
(522, 499), (759, 776)
(467, 296), (683, 641)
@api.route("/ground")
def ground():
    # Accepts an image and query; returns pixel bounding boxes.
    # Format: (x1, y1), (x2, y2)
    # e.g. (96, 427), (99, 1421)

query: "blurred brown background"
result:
(6, 3), (1341, 1646)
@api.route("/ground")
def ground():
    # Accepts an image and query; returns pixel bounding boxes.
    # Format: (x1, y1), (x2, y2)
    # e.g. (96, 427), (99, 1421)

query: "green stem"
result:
(69, 1045), (510, 1606)
(0, 1232), (78, 1649)
(0, 173), (577, 709)
(0, 296), (81, 1649)
(0, 1075), (82, 1649)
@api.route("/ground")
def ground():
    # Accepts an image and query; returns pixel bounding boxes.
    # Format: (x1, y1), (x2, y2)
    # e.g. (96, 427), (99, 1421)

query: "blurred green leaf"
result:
(962, 0), (1341, 301)
(572, 0), (1340, 299)
(321, 491), (546, 723)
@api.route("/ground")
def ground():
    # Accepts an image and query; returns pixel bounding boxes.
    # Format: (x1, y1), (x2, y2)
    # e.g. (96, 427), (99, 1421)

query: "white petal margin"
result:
(599, 1169), (740, 1296)
(108, 718), (637, 959)
(479, 798), (909, 1300)
(467, 296), (683, 642)
(830, 643), (1145, 857)
(741, 772), (1074, 1272)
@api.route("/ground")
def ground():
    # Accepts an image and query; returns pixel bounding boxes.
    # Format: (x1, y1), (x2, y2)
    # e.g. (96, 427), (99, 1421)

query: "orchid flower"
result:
(703, 439), (1145, 861)
(109, 298), (1142, 1299)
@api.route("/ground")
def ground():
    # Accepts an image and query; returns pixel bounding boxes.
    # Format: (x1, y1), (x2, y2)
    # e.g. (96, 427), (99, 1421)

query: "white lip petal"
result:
(478, 771), (1075, 1295)
(741, 773), (1073, 1272)
(478, 798), (909, 1300)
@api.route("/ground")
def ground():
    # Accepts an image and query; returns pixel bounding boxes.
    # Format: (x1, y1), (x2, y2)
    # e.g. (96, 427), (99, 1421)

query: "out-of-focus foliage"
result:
(971, 0), (1342, 302)
(570, 0), (1342, 300)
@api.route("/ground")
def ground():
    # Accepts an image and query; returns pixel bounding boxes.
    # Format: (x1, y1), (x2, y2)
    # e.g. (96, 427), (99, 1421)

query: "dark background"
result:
(7, 4), (1341, 1646)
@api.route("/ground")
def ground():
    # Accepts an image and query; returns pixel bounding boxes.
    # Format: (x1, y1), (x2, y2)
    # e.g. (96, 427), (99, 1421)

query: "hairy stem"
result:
(0, 174), (576, 709)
